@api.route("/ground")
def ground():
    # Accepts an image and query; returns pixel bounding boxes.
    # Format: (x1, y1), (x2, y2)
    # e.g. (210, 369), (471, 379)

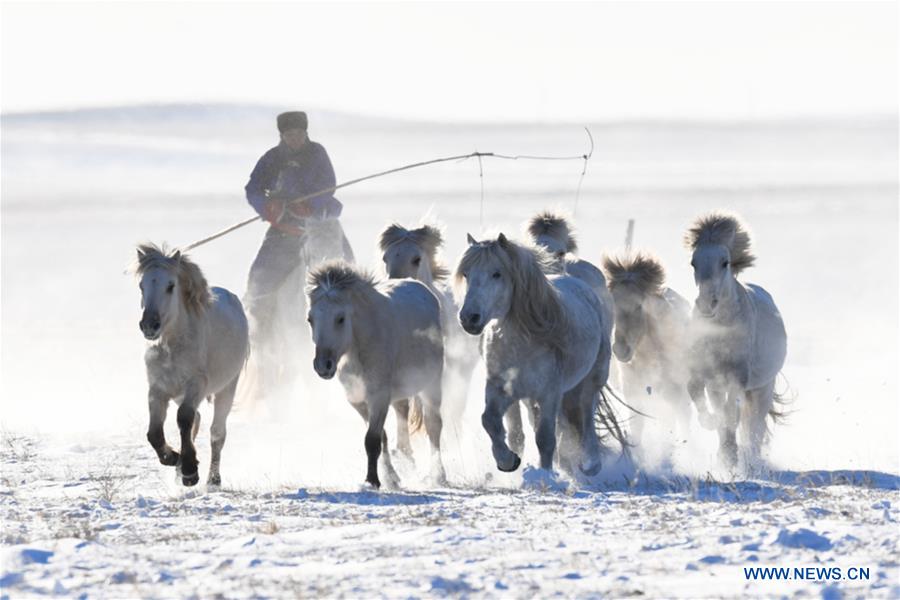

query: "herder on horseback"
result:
(243, 111), (354, 392)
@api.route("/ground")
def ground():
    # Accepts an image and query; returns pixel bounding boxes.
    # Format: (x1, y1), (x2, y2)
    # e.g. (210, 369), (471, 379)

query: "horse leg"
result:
(504, 401), (526, 456)
(420, 380), (446, 485)
(208, 379), (237, 487)
(392, 399), (413, 459)
(535, 392), (561, 471)
(742, 380), (775, 468)
(147, 389), (179, 466)
(176, 382), (203, 486)
(482, 382), (519, 472)
(714, 388), (739, 470)
(191, 409), (202, 443)
(379, 428), (401, 489)
(364, 397), (391, 488)
(557, 386), (583, 474)
(577, 379), (604, 477)
(688, 377), (716, 430)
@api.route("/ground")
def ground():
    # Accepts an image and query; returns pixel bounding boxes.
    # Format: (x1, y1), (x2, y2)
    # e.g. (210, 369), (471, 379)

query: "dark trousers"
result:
(245, 223), (354, 343)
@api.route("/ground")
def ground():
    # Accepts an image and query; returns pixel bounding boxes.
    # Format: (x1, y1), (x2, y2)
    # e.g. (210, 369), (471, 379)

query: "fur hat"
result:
(277, 111), (308, 133)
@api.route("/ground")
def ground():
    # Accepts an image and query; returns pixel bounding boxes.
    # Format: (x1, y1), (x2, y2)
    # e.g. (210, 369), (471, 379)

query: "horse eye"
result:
(412, 257), (421, 266)
(492, 271), (501, 279)
(722, 260), (729, 268)
(307, 315), (313, 324)
(166, 282), (175, 294)
(690, 260), (695, 268)
(336, 316), (345, 325)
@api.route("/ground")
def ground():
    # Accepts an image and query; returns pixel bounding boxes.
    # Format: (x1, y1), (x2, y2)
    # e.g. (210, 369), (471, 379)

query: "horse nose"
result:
(460, 311), (483, 334)
(140, 314), (161, 338)
(710, 298), (718, 309)
(313, 349), (337, 379)
(613, 340), (632, 362)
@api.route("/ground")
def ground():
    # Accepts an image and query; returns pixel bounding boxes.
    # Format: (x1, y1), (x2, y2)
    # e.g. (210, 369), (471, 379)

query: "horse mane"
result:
(684, 212), (756, 274)
(602, 252), (666, 296)
(526, 210), (578, 253)
(307, 260), (378, 304)
(455, 235), (568, 354)
(135, 243), (212, 315)
(378, 222), (450, 281)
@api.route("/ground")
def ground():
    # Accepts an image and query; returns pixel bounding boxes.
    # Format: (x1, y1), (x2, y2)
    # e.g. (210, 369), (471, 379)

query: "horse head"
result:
(379, 223), (446, 282)
(455, 233), (516, 335)
(685, 213), (755, 319)
(603, 253), (665, 362)
(135, 244), (209, 341)
(307, 262), (373, 379)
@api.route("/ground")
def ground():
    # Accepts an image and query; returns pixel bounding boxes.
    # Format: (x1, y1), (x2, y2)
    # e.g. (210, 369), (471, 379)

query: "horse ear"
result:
(136, 247), (145, 260)
(466, 233), (477, 245)
(172, 250), (182, 263)
(498, 233), (509, 248)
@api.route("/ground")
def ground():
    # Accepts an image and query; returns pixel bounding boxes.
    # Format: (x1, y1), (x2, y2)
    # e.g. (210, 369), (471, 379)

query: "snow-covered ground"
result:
(2, 431), (898, 598)
(1, 106), (898, 597)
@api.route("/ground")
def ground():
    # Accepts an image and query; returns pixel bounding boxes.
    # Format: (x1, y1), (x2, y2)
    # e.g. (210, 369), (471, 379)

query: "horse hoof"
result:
(182, 472), (200, 487)
(366, 476), (381, 489)
(579, 460), (602, 477)
(497, 454), (521, 473)
(208, 474), (222, 487)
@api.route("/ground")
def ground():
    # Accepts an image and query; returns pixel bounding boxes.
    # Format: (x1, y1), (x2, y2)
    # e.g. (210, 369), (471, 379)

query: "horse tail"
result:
(768, 372), (795, 424)
(408, 397), (425, 434)
(594, 385), (632, 450)
(603, 383), (654, 419)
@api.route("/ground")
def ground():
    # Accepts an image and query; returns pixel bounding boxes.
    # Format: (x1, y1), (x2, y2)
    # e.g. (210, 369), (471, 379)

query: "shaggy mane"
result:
(135, 243), (211, 315)
(526, 210), (578, 253)
(307, 260), (378, 303)
(602, 252), (666, 296)
(378, 222), (450, 280)
(684, 212), (756, 274)
(455, 235), (568, 355)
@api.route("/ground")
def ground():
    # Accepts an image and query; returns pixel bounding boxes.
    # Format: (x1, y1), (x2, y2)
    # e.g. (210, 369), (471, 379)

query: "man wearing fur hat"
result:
(244, 111), (353, 379)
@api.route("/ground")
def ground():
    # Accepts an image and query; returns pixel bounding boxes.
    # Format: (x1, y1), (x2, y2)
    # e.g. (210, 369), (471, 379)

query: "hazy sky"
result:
(1, 1), (896, 121)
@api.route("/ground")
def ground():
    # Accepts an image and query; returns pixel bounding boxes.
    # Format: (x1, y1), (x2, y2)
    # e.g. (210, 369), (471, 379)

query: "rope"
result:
(476, 152), (485, 230)
(181, 132), (595, 252)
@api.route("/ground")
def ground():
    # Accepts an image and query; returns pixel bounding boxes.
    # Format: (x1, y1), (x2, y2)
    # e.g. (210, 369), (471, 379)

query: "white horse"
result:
(306, 262), (446, 488)
(379, 223), (480, 456)
(135, 244), (249, 487)
(603, 252), (692, 445)
(524, 211), (618, 450)
(456, 233), (613, 475)
(684, 213), (787, 468)
(526, 211), (615, 340)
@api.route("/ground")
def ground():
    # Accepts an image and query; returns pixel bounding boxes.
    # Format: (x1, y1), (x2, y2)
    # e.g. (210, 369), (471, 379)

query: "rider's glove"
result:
(263, 198), (285, 224)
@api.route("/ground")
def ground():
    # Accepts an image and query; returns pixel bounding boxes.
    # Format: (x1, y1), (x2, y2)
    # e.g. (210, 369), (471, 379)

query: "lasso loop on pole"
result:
(572, 127), (594, 218)
(180, 130), (595, 252)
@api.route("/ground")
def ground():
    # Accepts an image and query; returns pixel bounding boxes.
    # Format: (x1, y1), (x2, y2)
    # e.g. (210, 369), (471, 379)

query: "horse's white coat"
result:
(456, 234), (612, 475)
(685, 213), (787, 469)
(604, 253), (693, 446)
(136, 244), (248, 487)
(379, 223), (480, 449)
(307, 263), (446, 488)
